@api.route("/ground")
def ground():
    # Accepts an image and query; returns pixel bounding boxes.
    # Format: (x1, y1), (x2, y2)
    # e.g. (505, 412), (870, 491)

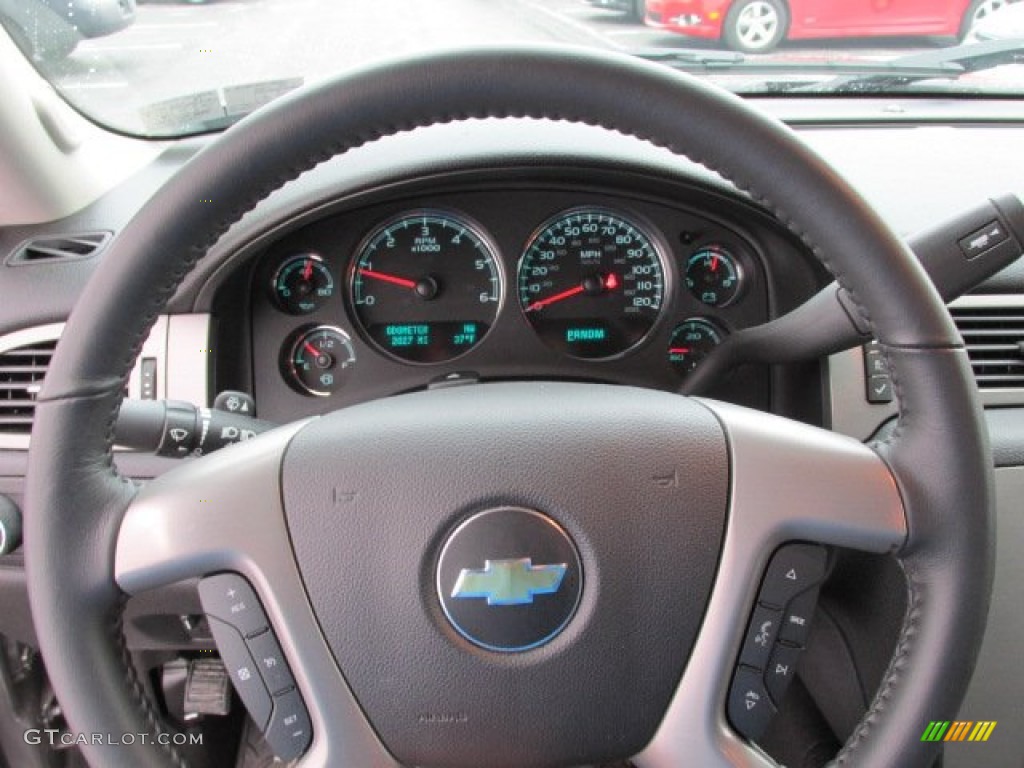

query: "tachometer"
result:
(518, 208), (667, 359)
(349, 211), (502, 364)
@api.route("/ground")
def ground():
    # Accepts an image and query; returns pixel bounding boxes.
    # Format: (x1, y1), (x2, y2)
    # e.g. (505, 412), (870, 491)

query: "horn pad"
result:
(282, 382), (729, 768)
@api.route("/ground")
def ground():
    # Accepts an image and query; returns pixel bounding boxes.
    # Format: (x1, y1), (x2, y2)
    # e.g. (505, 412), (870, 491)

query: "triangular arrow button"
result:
(745, 700), (756, 710)
(785, 568), (798, 580)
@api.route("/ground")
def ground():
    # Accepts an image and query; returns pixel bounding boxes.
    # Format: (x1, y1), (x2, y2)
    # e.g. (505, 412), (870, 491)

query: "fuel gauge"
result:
(283, 326), (356, 396)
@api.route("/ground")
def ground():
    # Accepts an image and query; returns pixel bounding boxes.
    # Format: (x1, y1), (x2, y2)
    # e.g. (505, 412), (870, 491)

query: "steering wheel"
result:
(25, 47), (993, 768)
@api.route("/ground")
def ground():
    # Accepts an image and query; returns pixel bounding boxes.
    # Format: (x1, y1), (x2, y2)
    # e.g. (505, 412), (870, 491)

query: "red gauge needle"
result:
(303, 341), (324, 360)
(302, 259), (314, 281)
(527, 273), (620, 312)
(710, 254), (719, 273)
(359, 268), (417, 290)
(526, 284), (585, 312)
(669, 347), (692, 355)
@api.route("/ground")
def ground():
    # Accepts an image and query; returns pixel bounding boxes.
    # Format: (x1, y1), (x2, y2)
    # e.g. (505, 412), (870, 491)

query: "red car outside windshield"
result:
(644, 0), (1001, 53)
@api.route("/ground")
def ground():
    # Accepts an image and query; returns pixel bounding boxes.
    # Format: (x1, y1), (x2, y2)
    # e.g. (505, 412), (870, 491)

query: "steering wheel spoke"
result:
(637, 400), (906, 767)
(115, 422), (398, 768)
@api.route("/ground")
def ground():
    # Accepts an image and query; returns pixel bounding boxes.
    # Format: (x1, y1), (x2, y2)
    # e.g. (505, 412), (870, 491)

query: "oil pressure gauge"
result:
(668, 319), (725, 377)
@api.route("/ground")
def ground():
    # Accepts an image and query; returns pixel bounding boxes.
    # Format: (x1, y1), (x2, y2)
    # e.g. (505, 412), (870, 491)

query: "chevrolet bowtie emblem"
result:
(451, 558), (567, 606)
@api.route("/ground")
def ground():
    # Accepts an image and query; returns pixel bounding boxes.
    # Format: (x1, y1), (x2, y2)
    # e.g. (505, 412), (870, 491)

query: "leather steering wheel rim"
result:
(25, 46), (993, 768)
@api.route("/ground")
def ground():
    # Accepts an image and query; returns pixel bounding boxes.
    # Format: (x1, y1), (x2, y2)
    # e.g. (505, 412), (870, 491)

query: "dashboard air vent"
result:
(6, 232), (111, 265)
(951, 306), (1024, 389)
(0, 339), (56, 433)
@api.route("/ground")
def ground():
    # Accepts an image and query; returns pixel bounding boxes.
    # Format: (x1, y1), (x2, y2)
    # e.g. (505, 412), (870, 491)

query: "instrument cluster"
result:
(248, 186), (773, 415)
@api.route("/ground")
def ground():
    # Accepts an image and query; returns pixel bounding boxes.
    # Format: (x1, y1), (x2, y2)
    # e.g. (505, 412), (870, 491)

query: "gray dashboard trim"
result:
(0, 315), (206, 449)
(0, 323), (64, 451)
(829, 295), (1024, 441)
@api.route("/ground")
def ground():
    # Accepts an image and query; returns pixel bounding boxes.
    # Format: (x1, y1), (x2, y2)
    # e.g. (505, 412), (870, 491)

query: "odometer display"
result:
(349, 211), (502, 364)
(518, 208), (667, 359)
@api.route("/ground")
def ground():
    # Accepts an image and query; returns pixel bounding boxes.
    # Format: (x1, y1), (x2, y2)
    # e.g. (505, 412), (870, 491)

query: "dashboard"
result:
(230, 170), (824, 424)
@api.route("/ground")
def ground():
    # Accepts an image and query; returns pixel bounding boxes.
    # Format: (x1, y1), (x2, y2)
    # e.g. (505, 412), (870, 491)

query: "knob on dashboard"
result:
(0, 494), (22, 556)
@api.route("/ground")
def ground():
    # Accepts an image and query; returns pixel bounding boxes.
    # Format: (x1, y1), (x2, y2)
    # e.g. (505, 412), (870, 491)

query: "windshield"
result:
(3, 0), (1024, 138)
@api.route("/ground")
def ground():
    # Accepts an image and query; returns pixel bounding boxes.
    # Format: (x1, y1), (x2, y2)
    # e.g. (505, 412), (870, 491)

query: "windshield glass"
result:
(3, 0), (1024, 138)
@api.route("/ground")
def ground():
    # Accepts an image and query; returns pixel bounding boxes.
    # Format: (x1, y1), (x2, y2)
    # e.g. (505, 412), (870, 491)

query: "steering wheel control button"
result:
(867, 374), (895, 404)
(205, 616), (273, 730)
(198, 573), (270, 638)
(777, 587), (820, 647)
(765, 642), (803, 704)
(728, 665), (778, 741)
(436, 507), (582, 652)
(738, 605), (783, 670)
(758, 543), (827, 609)
(863, 342), (895, 404)
(247, 630), (295, 695)
(265, 688), (312, 761)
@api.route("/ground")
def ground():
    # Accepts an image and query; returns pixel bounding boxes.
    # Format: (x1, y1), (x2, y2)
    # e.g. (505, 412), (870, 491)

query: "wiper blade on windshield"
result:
(631, 48), (961, 79)
(808, 39), (1024, 93)
(139, 78), (304, 135)
(633, 39), (1024, 94)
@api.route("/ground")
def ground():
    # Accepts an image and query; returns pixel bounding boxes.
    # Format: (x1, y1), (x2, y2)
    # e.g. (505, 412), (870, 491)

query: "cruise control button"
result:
(265, 688), (312, 762)
(728, 665), (777, 741)
(247, 630), (295, 695)
(765, 643), (804, 705)
(759, 544), (827, 609)
(205, 616), (272, 730)
(199, 573), (270, 638)
(738, 605), (782, 670)
(778, 587), (819, 646)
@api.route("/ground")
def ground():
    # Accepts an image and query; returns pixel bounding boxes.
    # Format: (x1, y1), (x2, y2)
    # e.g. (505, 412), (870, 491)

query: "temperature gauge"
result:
(283, 326), (356, 396)
(685, 247), (742, 307)
(272, 253), (334, 315)
(668, 319), (725, 377)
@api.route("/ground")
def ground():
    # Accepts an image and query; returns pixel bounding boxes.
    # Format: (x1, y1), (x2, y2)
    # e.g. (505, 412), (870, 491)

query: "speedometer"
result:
(518, 208), (667, 359)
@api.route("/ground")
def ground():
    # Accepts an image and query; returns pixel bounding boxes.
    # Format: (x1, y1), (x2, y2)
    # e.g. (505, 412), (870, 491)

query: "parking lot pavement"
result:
(42, 0), (596, 133)
(33, 0), (938, 134)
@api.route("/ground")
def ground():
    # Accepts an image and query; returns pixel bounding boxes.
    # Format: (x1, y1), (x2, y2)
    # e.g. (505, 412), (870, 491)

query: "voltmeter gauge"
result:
(685, 246), (742, 307)
(272, 253), (334, 315)
(668, 319), (725, 377)
(283, 326), (356, 396)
